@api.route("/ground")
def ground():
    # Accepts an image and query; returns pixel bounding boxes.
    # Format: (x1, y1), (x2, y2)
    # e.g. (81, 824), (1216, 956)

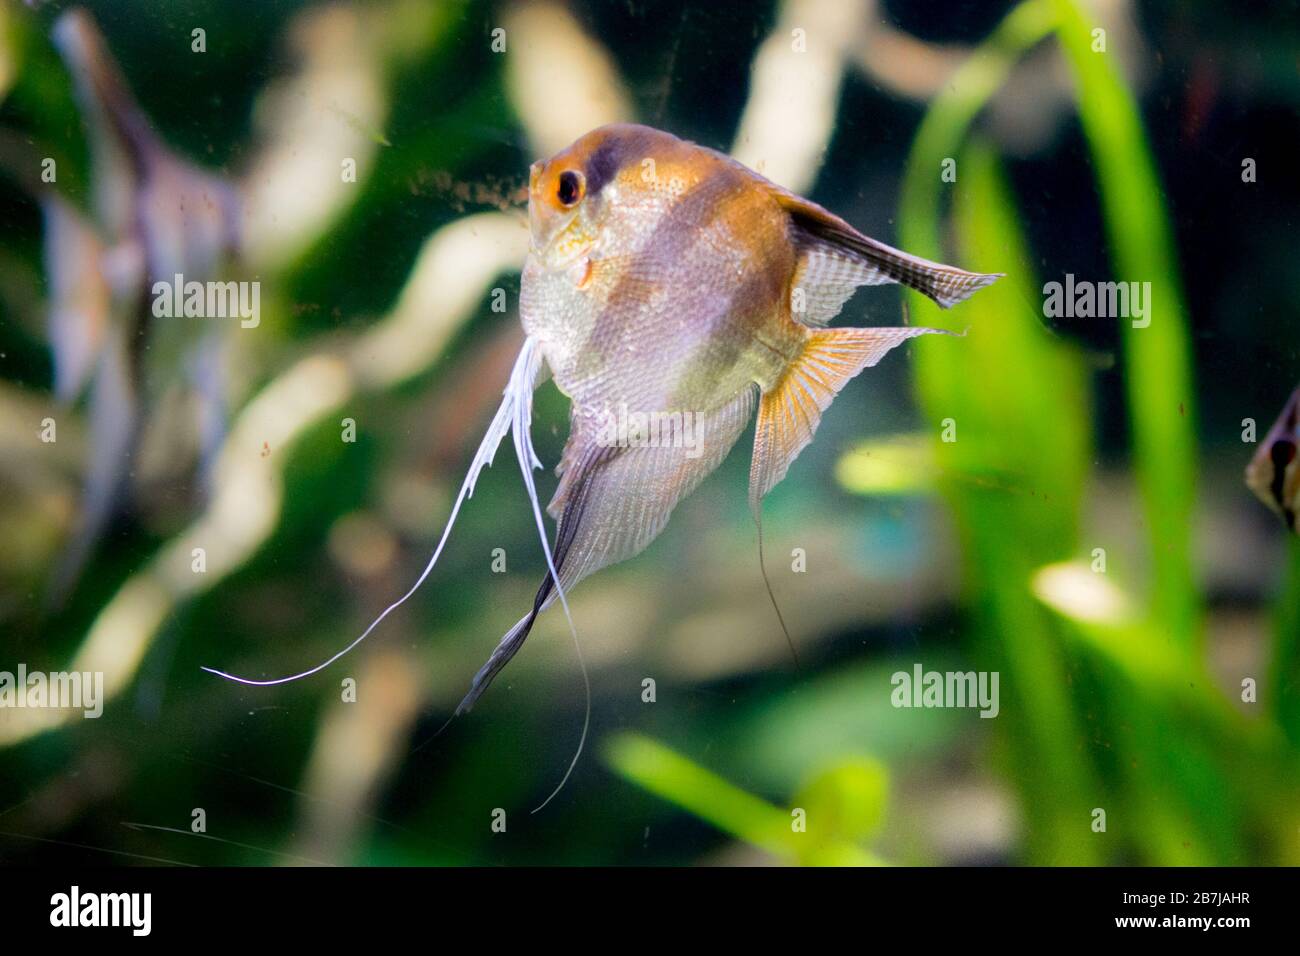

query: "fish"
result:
(205, 123), (1001, 786)
(46, 10), (242, 605)
(1246, 385), (1300, 531)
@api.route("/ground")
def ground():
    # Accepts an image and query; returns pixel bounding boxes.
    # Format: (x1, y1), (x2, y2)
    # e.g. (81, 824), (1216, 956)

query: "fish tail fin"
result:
(749, 325), (952, 509)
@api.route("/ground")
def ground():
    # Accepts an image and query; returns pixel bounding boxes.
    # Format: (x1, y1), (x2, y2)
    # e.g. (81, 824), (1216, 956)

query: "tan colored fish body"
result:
(449, 124), (1001, 710)
(1247, 386), (1300, 530)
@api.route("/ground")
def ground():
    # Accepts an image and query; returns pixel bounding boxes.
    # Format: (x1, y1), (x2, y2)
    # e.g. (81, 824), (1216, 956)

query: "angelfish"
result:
(1246, 385), (1300, 531)
(205, 124), (1000, 749)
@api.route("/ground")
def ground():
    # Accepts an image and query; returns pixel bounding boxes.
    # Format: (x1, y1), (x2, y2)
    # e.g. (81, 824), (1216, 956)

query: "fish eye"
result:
(556, 170), (585, 207)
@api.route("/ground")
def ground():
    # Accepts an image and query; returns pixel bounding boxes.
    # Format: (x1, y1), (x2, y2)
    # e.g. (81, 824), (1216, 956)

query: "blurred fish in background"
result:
(1246, 386), (1300, 531)
(42, 9), (242, 602)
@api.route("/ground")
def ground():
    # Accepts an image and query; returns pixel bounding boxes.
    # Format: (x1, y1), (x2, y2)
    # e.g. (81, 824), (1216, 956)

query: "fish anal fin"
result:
(457, 439), (596, 714)
(456, 610), (538, 715)
(462, 385), (762, 714)
(749, 326), (949, 509)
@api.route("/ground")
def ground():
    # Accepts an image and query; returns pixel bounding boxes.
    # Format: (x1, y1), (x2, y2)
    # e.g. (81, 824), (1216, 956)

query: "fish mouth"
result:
(547, 239), (594, 270)
(532, 217), (594, 270)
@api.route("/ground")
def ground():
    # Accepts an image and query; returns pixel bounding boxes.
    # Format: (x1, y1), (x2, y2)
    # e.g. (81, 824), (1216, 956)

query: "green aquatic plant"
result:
(604, 731), (889, 866)
(887, 0), (1299, 865)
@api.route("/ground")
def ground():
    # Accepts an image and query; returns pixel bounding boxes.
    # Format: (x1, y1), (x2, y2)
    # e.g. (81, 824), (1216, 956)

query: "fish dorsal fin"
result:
(749, 326), (950, 510)
(775, 190), (1003, 317)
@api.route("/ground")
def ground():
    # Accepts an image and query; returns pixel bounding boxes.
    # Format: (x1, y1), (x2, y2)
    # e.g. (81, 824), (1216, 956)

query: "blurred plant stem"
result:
(1274, 536), (1300, 746)
(897, 0), (1103, 864)
(899, 0), (1058, 241)
(1050, 0), (1200, 649)
(895, 0), (1295, 864)
(903, 0), (1200, 646)
(904, 137), (1100, 864)
(603, 732), (887, 866)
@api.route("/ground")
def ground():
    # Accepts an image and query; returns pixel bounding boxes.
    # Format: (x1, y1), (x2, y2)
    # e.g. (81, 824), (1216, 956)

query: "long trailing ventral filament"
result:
(200, 336), (583, 693)
(200, 337), (592, 809)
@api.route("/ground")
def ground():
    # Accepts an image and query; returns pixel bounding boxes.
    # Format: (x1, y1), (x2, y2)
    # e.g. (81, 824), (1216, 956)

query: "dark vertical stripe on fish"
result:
(1269, 439), (1296, 530)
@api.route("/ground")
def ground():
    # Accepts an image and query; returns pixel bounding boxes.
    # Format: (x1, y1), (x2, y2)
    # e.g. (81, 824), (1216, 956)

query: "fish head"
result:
(527, 139), (603, 269)
(527, 124), (698, 270)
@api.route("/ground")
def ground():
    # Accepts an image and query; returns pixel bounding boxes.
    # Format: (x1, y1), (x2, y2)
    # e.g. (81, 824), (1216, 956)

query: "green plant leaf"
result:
(603, 732), (886, 866)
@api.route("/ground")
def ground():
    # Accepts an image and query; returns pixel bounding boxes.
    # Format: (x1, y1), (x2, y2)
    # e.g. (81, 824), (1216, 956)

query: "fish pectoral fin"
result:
(749, 326), (951, 511)
(775, 190), (1003, 316)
